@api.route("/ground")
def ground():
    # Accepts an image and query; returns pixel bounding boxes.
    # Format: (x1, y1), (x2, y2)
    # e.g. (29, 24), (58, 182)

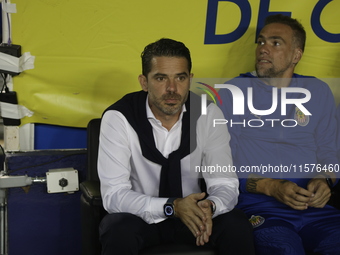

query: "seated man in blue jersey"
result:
(98, 38), (255, 255)
(218, 14), (340, 255)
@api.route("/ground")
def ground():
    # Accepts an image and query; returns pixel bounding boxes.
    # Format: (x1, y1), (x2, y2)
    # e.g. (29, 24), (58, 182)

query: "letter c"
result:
(311, 0), (340, 43)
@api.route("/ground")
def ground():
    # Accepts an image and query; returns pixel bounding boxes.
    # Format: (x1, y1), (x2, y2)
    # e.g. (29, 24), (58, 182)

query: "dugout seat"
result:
(79, 118), (217, 255)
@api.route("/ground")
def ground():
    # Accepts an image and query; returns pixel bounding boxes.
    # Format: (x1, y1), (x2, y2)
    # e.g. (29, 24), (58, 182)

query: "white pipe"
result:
(1, 0), (11, 45)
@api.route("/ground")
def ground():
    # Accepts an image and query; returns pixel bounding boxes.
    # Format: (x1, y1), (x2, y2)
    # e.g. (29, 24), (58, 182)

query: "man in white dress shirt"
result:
(98, 38), (255, 255)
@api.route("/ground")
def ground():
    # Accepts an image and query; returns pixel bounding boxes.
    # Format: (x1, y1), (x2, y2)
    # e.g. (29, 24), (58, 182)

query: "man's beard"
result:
(256, 65), (276, 78)
(256, 64), (289, 79)
(152, 92), (187, 116)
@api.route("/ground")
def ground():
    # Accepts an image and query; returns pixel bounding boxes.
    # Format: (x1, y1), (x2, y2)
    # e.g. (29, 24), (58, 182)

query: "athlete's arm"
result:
(246, 174), (313, 210)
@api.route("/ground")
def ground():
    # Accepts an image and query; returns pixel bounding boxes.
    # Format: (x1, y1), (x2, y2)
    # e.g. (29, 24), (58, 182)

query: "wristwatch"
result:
(325, 176), (334, 190)
(210, 200), (216, 215)
(319, 173), (334, 190)
(164, 197), (176, 217)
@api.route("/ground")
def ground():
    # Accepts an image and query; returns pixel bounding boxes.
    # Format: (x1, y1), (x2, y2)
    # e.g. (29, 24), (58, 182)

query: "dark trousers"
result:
(99, 208), (255, 255)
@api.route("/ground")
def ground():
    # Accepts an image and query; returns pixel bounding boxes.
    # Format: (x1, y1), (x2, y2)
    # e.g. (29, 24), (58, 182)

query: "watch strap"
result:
(326, 177), (334, 189)
(166, 197), (177, 205)
(318, 173), (334, 189)
(210, 200), (216, 215)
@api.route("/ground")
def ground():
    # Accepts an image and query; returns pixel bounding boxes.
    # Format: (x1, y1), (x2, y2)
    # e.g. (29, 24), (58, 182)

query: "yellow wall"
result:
(11, 0), (340, 127)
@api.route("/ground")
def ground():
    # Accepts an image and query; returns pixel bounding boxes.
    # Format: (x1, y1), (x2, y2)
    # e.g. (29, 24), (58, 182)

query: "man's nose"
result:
(166, 79), (177, 92)
(258, 43), (269, 54)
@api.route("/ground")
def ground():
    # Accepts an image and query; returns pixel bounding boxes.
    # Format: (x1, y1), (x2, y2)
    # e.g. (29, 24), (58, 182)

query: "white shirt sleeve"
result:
(199, 104), (239, 217)
(98, 110), (167, 224)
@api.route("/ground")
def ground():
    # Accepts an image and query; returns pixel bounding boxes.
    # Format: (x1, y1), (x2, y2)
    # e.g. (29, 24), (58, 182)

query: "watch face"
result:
(164, 205), (174, 216)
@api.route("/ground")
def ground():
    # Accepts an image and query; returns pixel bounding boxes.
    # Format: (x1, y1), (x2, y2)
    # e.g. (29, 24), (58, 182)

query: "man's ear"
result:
(138, 74), (148, 91)
(190, 73), (194, 84)
(293, 49), (303, 64)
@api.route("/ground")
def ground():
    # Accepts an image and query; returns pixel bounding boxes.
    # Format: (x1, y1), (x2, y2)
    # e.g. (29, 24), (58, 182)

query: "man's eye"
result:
(257, 41), (264, 45)
(156, 77), (165, 81)
(274, 41), (280, 46)
(178, 76), (186, 81)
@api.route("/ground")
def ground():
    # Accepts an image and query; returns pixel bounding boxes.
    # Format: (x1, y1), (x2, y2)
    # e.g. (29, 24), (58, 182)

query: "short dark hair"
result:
(264, 14), (306, 52)
(141, 38), (192, 76)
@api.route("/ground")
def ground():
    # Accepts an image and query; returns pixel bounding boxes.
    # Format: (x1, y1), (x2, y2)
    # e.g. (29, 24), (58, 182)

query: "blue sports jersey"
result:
(218, 72), (339, 214)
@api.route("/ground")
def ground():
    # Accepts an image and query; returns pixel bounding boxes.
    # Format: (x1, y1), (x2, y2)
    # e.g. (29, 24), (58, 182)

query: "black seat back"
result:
(87, 118), (101, 182)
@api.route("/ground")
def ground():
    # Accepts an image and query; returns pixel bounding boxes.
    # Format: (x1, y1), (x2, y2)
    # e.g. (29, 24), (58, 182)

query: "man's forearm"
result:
(246, 174), (284, 196)
(246, 174), (266, 193)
